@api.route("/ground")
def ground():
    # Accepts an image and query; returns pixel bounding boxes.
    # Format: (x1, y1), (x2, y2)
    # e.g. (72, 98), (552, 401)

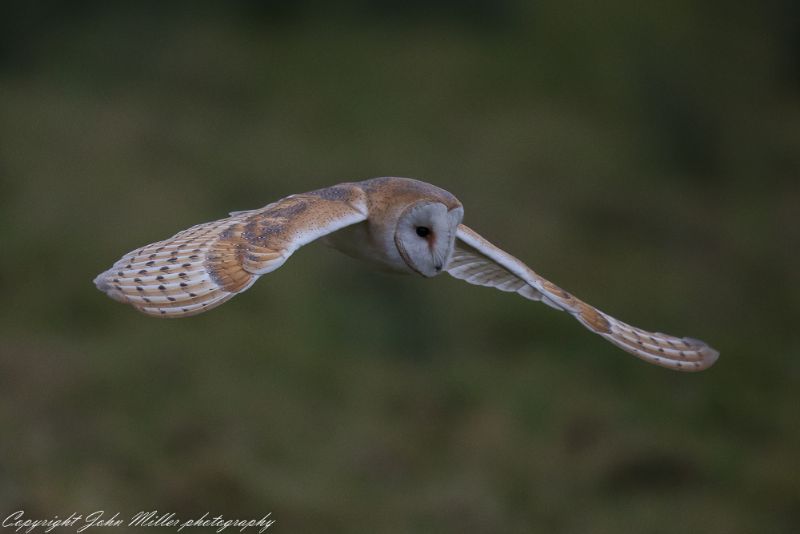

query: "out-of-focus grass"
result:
(1, 2), (798, 532)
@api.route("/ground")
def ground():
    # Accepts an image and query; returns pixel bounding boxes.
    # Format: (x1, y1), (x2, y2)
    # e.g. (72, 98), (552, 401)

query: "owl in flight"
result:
(95, 177), (719, 372)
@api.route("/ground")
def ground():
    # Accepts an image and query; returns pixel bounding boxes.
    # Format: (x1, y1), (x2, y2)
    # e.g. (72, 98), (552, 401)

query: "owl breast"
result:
(322, 221), (413, 274)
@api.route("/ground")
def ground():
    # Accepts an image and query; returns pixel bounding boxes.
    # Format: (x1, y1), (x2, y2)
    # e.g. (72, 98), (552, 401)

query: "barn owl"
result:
(95, 177), (719, 372)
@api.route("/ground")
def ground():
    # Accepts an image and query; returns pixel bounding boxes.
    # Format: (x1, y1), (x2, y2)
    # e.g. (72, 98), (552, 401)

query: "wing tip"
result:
(682, 336), (720, 371)
(93, 271), (109, 292)
(93, 268), (129, 303)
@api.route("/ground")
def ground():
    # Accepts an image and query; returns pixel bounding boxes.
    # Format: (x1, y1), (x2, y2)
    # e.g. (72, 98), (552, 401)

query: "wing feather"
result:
(448, 242), (547, 300)
(95, 183), (368, 317)
(448, 224), (719, 372)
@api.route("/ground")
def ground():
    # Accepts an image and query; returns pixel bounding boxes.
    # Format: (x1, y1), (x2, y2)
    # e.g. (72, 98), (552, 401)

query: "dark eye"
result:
(416, 226), (431, 238)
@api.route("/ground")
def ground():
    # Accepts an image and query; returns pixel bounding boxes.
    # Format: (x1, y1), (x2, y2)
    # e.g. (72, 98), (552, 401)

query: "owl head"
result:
(394, 200), (464, 277)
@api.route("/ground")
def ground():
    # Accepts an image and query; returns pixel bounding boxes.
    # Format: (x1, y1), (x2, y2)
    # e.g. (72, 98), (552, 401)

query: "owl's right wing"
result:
(446, 224), (719, 372)
(94, 184), (368, 317)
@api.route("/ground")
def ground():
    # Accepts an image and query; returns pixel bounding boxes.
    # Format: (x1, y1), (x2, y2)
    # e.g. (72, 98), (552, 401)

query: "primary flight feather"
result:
(95, 177), (719, 372)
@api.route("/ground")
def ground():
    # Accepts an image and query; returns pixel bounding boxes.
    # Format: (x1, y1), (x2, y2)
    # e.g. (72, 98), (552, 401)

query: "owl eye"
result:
(416, 226), (431, 238)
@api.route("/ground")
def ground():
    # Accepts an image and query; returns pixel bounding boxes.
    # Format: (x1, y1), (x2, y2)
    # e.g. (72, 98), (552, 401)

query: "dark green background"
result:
(1, 2), (798, 532)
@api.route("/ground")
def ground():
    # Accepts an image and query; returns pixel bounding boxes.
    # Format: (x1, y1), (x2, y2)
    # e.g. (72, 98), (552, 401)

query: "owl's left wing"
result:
(94, 184), (368, 317)
(446, 224), (719, 372)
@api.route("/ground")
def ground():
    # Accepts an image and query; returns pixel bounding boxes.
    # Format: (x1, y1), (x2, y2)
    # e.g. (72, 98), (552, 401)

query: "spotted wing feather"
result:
(95, 184), (368, 317)
(448, 224), (719, 372)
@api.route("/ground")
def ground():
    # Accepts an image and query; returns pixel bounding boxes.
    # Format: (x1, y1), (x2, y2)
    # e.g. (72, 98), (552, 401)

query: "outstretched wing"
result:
(446, 224), (719, 372)
(94, 183), (368, 317)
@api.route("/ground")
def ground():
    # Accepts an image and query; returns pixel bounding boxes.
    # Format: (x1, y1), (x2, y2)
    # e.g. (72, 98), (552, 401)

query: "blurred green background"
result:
(1, 1), (798, 532)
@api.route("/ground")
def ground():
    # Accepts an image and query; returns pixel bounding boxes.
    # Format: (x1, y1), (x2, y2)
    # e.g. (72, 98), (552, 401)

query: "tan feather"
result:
(95, 184), (368, 317)
(449, 224), (719, 371)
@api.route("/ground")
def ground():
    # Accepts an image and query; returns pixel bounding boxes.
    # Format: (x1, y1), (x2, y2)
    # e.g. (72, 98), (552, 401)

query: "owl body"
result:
(323, 177), (464, 275)
(322, 222), (406, 274)
(95, 176), (718, 372)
